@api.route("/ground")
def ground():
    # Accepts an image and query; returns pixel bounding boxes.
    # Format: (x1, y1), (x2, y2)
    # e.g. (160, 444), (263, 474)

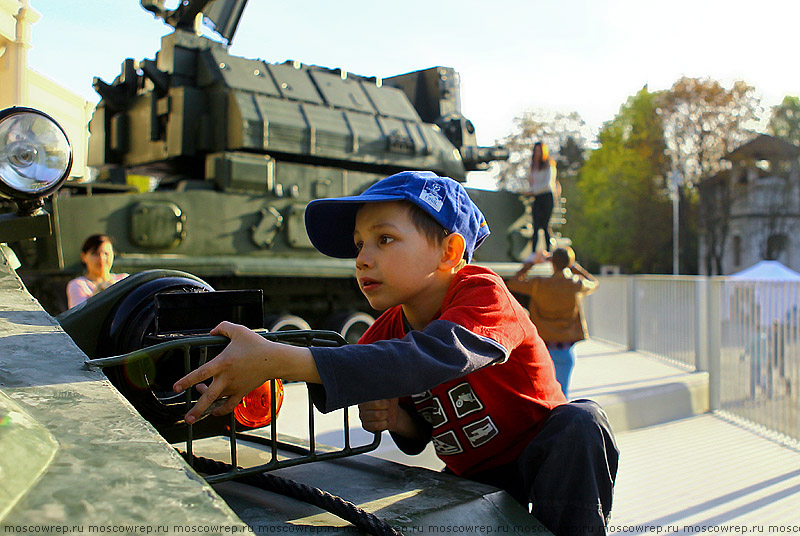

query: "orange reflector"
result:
(234, 379), (284, 428)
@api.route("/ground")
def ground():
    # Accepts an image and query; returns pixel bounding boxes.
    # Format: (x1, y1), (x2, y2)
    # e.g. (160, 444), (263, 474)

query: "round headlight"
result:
(0, 107), (73, 201)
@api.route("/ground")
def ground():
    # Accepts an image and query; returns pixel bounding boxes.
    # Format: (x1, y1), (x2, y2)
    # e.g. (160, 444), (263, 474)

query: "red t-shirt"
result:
(358, 265), (566, 476)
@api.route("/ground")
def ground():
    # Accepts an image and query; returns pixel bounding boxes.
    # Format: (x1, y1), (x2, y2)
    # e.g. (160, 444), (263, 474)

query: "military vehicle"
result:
(6, 0), (539, 345)
(0, 1), (552, 533)
(0, 103), (549, 534)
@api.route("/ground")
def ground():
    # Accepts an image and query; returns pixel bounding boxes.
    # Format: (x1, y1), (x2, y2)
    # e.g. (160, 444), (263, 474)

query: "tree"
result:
(658, 77), (761, 186)
(696, 171), (737, 275)
(493, 110), (588, 192)
(657, 77), (762, 274)
(768, 96), (800, 147)
(566, 86), (673, 273)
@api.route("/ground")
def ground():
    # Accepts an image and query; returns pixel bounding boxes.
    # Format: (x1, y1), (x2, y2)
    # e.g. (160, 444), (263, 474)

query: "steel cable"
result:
(181, 452), (404, 536)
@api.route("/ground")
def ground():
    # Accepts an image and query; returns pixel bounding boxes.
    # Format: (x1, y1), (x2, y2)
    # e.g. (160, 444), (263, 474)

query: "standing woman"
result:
(528, 141), (558, 252)
(66, 234), (128, 308)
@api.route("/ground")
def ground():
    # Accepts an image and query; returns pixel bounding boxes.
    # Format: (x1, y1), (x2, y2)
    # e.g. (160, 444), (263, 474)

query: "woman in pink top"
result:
(66, 234), (128, 308)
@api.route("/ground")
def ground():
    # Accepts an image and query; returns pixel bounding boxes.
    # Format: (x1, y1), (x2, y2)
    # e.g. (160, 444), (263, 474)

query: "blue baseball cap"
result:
(304, 170), (490, 262)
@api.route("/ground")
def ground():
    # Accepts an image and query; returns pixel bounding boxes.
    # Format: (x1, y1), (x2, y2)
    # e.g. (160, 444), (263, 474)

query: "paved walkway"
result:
(278, 339), (800, 534)
(572, 340), (800, 534)
(609, 414), (800, 533)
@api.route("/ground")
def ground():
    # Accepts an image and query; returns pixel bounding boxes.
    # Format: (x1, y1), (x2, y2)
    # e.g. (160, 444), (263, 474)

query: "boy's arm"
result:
(174, 319), (506, 421)
(173, 321), (320, 424)
(390, 401), (434, 455)
(358, 399), (432, 455)
(308, 321), (507, 413)
(391, 401), (433, 455)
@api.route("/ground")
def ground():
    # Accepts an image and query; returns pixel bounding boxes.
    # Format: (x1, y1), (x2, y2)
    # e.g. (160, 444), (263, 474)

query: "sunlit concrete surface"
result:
(573, 339), (800, 534)
(571, 339), (697, 394)
(610, 414), (800, 533)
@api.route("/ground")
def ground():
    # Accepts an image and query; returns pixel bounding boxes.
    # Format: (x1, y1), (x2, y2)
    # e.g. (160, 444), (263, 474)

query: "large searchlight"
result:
(0, 107), (72, 241)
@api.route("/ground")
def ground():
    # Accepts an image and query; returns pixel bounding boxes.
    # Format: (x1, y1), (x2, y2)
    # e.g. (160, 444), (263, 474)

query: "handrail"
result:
(583, 274), (800, 446)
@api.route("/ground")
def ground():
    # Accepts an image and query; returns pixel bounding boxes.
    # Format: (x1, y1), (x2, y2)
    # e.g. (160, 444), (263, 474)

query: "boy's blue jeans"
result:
(464, 400), (618, 536)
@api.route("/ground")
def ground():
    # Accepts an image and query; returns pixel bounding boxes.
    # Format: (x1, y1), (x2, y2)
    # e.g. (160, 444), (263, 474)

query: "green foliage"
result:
(768, 96), (800, 146)
(494, 76), (782, 275)
(565, 87), (674, 273)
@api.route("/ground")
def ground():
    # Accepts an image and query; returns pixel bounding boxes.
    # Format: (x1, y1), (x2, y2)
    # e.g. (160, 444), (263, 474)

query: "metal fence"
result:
(583, 275), (800, 444)
(583, 277), (628, 347)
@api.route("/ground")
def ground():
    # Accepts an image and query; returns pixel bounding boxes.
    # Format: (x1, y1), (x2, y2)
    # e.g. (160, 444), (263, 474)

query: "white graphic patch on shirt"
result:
(419, 180), (445, 212)
(448, 383), (484, 418)
(411, 390), (432, 403)
(418, 397), (448, 428)
(463, 416), (498, 448)
(432, 430), (463, 456)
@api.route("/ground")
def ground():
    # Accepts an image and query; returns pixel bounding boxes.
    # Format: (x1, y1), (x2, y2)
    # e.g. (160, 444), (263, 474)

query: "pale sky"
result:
(25, 0), (798, 154)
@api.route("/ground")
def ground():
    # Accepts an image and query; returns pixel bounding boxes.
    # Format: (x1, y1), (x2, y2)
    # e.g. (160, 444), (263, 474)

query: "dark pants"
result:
(532, 192), (555, 251)
(465, 400), (619, 536)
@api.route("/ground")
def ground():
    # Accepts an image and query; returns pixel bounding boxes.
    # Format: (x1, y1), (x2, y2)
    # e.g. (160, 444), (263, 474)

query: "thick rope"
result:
(182, 453), (404, 536)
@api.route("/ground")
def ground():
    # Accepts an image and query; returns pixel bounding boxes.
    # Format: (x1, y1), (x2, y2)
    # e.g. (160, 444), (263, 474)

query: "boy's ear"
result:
(440, 233), (466, 269)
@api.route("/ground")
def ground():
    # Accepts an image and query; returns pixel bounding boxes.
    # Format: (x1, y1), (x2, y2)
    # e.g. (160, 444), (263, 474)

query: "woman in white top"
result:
(528, 141), (558, 252)
(66, 234), (129, 308)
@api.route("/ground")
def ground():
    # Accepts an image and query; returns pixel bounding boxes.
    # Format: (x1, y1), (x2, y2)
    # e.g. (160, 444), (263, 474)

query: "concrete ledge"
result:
(0, 248), (242, 527)
(583, 372), (709, 432)
(571, 340), (710, 432)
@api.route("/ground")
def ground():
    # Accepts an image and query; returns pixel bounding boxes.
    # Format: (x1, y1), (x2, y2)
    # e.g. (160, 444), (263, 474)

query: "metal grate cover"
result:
(86, 329), (381, 484)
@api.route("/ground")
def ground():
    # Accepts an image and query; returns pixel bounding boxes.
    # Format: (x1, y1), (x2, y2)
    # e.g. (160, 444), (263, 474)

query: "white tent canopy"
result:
(730, 260), (800, 281)
(728, 261), (800, 325)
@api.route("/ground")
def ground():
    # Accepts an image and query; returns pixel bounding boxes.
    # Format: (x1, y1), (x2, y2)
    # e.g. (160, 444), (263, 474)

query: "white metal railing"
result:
(583, 275), (800, 444)
(582, 277), (628, 347)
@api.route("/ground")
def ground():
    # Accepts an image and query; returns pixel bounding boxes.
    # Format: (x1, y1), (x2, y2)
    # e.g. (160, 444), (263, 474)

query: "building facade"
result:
(0, 0), (93, 180)
(698, 134), (800, 275)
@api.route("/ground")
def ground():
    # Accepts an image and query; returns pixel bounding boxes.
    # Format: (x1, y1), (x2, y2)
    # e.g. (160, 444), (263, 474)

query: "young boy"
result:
(174, 171), (618, 536)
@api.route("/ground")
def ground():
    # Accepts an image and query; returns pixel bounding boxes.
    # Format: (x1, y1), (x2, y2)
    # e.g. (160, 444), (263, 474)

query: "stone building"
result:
(698, 134), (800, 275)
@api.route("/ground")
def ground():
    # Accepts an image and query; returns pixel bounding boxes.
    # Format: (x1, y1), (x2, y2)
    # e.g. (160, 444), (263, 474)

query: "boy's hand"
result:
(358, 398), (401, 433)
(173, 321), (276, 424)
